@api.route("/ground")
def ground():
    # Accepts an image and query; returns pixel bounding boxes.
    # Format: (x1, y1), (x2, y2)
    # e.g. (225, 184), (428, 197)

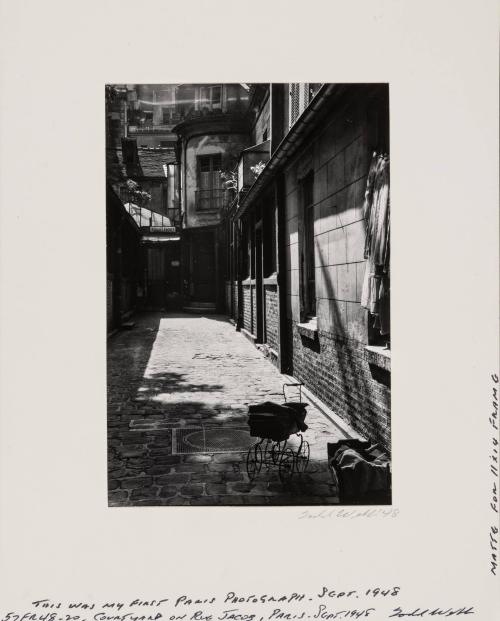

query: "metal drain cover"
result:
(173, 427), (253, 454)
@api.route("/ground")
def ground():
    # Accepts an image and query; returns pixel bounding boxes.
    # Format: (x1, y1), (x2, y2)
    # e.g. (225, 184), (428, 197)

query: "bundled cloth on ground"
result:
(247, 401), (308, 441)
(329, 441), (391, 500)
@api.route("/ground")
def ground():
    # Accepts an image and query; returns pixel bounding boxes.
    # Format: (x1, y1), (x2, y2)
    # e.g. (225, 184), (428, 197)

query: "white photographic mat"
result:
(0, 0), (498, 619)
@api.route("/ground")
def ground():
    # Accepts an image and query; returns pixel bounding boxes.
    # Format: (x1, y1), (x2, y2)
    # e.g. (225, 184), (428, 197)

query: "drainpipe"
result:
(235, 218), (243, 330)
(176, 136), (187, 308)
(123, 99), (128, 138)
(270, 83), (284, 155)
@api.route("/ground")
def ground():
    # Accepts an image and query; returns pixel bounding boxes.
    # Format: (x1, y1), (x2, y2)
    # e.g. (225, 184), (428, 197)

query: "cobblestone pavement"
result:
(108, 312), (347, 506)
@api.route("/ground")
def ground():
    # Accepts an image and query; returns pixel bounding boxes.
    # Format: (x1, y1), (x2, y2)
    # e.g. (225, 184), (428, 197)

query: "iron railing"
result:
(128, 124), (176, 134)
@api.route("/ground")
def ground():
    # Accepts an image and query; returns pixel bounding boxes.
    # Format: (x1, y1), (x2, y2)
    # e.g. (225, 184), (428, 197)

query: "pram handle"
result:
(282, 382), (304, 403)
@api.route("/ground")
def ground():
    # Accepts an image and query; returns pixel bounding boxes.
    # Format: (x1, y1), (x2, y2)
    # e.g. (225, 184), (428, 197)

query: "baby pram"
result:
(246, 383), (310, 483)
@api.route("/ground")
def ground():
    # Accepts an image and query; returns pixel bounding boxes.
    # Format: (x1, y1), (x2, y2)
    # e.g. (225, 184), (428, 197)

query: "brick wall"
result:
(243, 285), (252, 333)
(265, 285), (279, 352)
(289, 323), (390, 449)
(232, 281), (238, 322)
(250, 286), (255, 334)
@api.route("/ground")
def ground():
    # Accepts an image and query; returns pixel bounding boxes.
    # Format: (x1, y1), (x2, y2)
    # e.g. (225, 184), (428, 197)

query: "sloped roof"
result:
(106, 144), (176, 186)
(137, 147), (176, 176)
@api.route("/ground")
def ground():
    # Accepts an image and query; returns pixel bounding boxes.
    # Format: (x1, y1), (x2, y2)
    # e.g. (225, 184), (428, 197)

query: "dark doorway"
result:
(144, 242), (182, 309)
(164, 242), (182, 309)
(145, 247), (166, 308)
(192, 230), (216, 303)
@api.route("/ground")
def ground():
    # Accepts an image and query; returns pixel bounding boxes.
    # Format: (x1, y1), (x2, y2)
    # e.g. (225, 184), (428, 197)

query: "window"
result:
(289, 83), (301, 127)
(199, 85), (222, 111)
(263, 203), (276, 277)
(199, 154), (222, 173)
(301, 173), (316, 317)
(241, 221), (249, 278)
(289, 83), (322, 127)
(162, 108), (171, 124)
(211, 86), (222, 109)
(196, 154), (223, 210)
(176, 85), (196, 118)
(308, 83), (322, 100)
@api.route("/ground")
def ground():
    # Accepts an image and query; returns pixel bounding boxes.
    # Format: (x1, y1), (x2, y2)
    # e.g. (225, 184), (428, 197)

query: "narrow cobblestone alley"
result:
(107, 313), (350, 506)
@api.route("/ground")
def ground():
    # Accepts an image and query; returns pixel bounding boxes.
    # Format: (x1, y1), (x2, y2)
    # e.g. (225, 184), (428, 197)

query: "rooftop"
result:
(107, 143), (177, 184)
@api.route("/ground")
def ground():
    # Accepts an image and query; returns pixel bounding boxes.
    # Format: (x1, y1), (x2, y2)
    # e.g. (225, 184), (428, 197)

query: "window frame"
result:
(196, 153), (223, 211)
(299, 171), (316, 320)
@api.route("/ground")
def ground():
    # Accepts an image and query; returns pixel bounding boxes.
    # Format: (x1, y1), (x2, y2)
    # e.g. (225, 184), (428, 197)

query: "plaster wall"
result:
(184, 133), (250, 228)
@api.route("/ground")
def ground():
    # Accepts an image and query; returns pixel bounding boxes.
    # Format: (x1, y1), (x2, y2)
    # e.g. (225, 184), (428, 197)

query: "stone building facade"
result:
(173, 84), (251, 313)
(225, 83), (391, 452)
(106, 83), (391, 452)
(106, 183), (143, 331)
(106, 85), (182, 314)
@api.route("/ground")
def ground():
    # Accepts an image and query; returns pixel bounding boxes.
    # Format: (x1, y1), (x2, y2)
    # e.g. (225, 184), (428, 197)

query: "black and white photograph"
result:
(106, 83), (391, 506)
(2, 0), (499, 619)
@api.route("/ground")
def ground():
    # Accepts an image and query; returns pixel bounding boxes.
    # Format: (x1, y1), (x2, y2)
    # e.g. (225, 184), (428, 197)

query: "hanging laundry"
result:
(361, 152), (390, 338)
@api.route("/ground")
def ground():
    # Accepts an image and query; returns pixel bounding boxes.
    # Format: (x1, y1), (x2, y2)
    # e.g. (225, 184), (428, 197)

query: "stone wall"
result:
(265, 285), (279, 352)
(283, 88), (391, 451)
(232, 281), (239, 322)
(184, 133), (250, 229)
(289, 324), (390, 449)
(242, 284), (252, 333)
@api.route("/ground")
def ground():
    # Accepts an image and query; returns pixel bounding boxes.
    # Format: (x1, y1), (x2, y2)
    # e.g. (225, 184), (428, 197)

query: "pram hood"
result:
(247, 401), (309, 440)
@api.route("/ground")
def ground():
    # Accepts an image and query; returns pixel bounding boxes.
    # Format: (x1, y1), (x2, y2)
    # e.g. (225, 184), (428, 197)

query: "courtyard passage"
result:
(108, 312), (348, 505)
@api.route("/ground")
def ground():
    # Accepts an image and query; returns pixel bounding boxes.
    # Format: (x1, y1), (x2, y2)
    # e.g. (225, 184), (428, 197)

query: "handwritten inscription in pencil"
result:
(489, 373), (499, 576)
(0, 589), (476, 621)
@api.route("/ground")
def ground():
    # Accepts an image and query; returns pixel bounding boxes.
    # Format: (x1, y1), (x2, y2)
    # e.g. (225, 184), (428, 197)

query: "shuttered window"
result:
(289, 83), (320, 128)
(198, 154), (222, 191)
(289, 83), (301, 127)
(197, 154), (224, 210)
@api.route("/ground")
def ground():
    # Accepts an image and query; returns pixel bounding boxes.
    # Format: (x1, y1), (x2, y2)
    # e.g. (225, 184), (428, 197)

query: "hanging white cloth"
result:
(361, 153), (390, 323)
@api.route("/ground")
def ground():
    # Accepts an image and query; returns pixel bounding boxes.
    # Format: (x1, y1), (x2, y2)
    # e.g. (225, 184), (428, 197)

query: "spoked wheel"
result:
(278, 447), (295, 483)
(262, 439), (274, 468)
(271, 441), (284, 465)
(246, 442), (263, 482)
(295, 439), (310, 474)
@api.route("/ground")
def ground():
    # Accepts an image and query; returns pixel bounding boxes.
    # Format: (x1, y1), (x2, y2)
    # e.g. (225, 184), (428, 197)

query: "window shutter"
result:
(289, 83), (300, 127)
(289, 83), (311, 127)
(299, 83), (307, 115)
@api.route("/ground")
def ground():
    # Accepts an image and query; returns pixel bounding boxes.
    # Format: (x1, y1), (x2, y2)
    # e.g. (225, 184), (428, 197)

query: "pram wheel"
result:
(278, 447), (295, 483)
(271, 440), (284, 465)
(296, 439), (310, 473)
(246, 442), (263, 481)
(262, 439), (274, 467)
